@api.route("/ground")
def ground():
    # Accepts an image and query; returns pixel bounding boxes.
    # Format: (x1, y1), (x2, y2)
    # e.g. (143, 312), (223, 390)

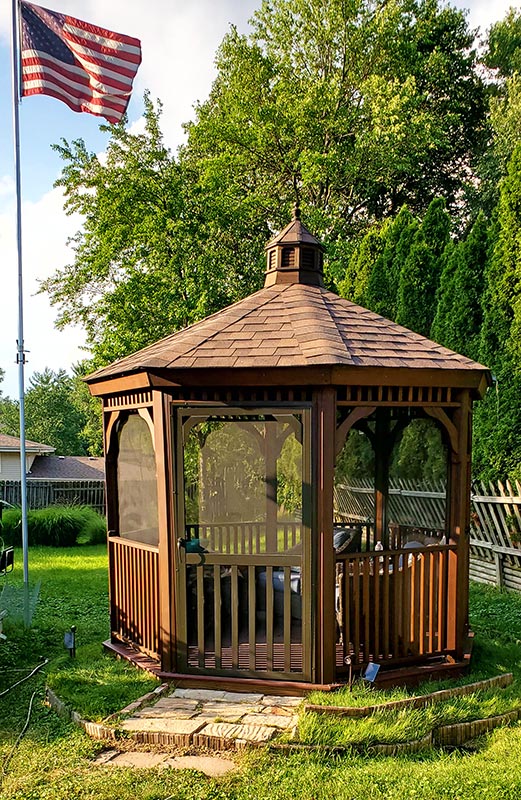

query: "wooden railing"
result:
(109, 536), (159, 657)
(183, 553), (307, 677)
(335, 544), (458, 670)
(185, 521), (301, 554)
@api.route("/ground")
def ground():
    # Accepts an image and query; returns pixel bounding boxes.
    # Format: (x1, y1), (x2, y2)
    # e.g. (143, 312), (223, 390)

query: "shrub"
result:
(0, 505), (106, 547)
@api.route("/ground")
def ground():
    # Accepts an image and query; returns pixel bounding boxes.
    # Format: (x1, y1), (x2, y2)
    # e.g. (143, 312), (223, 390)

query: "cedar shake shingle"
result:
(87, 282), (488, 383)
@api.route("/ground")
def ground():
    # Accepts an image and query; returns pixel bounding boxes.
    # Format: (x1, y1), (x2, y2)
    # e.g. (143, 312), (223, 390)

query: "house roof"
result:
(28, 455), (105, 480)
(86, 282), (489, 382)
(0, 434), (55, 454)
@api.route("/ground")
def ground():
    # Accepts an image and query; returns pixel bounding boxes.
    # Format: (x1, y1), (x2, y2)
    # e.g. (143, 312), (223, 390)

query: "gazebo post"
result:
(452, 390), (472, 659)
(374, 409), (391, 548)
(153, 390), (175, 672)
(314, 386), (336, 684)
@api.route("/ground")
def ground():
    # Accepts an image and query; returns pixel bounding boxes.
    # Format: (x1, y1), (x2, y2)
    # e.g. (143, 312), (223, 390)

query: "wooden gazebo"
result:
(87, 210), (491, 691)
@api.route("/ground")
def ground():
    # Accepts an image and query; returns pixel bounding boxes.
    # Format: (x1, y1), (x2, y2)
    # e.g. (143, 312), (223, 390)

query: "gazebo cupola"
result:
(264, 205), (325, 287)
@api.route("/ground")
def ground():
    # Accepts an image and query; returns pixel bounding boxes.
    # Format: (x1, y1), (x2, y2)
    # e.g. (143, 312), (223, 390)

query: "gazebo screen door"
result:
(174, 406), (312, 680)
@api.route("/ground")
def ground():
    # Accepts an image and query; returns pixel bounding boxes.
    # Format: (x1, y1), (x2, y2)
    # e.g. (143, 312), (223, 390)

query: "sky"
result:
(0, 0), (516, 399)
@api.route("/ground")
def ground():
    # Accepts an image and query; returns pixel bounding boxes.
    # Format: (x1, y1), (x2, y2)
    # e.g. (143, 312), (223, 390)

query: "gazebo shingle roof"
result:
(87, 282), (487, 382)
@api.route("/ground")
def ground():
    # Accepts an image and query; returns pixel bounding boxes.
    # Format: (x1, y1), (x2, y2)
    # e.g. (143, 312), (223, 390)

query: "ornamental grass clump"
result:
(0, 504), (106, 547)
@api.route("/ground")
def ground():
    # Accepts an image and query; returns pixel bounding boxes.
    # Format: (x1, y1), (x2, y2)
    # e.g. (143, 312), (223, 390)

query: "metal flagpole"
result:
(11, 0), (30, 600)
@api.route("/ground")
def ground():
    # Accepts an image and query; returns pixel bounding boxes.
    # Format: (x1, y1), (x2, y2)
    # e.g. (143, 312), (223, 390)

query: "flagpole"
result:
(11, 0), (30, 598)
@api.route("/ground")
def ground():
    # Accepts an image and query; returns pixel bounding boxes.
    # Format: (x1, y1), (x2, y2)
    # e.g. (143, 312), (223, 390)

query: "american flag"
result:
(20, 1), (142, 124)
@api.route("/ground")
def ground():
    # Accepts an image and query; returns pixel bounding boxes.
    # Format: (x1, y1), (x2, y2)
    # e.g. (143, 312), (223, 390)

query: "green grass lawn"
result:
(2, 546), (521, 799)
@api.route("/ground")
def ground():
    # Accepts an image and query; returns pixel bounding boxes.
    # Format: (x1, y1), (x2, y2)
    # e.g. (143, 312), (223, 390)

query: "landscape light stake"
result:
(64, 625), (76, 658)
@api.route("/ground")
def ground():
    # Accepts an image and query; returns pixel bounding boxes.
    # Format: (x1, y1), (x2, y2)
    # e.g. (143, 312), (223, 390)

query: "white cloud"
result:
(0, 188), (86, 398)
(456, 0), (514, 34)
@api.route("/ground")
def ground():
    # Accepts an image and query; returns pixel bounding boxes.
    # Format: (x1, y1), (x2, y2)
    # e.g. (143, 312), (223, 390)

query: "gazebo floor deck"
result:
(104, 636), (472, 693)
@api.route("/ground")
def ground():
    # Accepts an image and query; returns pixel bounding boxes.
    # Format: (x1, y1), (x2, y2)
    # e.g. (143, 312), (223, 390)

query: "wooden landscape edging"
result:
(44, 683), (170, 742)
(304, 673), (513, 717)
(47, 674), (520, 755)
(270, 707), (521, 756)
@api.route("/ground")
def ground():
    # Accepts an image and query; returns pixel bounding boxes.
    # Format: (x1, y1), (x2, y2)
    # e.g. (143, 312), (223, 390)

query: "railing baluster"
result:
(197, 566), (205, 668)
(248, 565), (256, 670)
(231, 565), (239, 669)
(284, 566), (292, 672)
(343, 562), (350, 662)
(214, 565), (222, 670)
(353, 557), (360, 663)
(382, 553), (390, 658)
(266, 566), (274, 671)
(373, 551), (380, 660)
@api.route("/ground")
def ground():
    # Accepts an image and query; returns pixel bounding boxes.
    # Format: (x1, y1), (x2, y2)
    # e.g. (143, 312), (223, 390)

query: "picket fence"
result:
(334, 477), (521, 592)
(0, 479), (105, 515)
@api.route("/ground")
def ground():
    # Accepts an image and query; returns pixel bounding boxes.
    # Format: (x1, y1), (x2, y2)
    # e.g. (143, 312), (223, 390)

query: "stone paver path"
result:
(117, 688), (300, 751)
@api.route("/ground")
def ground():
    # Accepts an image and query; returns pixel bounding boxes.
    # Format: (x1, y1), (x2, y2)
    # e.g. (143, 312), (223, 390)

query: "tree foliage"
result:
(0, 368), (99, 456)
(338, 227), (385, 305)
(42, 0), (488, 362)
(431, 212), (488, 360)
(364, 206), (416, 320)
(42, 96), (268, 366)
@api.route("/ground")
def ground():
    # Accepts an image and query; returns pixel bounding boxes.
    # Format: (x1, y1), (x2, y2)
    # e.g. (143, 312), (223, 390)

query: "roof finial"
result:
(292, 202), (301, 221)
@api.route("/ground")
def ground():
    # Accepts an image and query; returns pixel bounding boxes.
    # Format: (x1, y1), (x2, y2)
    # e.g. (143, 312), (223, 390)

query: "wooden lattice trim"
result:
(167, 387), (314, 404)
(105, 390), (153, 409)
(336, 385), (456, 406)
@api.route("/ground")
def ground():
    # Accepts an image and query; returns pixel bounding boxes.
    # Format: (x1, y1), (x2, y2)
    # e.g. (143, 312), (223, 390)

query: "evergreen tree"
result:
(365, 206), (415, 319)
(421, 198), (451, 260)
(473, 144), (521, 481)
(430, 241), (459, 346)
(395, 233), (436, 336)
(450, 212), (489, 360)
(395, 198), (451, 336)
(480, 145), (521, 371)
(338, 227), (384, 305)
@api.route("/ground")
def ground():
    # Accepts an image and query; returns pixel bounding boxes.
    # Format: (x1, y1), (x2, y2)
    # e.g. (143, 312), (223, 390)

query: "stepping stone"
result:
(92, 749), (120, 765)
(173, 688), (226, 701)
(162, 755), (237, 776)
(221, 692), (264, 703)
(197, 702), (254, 721)
(193, 721), (277, 749)
(152, 698), (199, 711)
(119, 717), (206, 747)
(260, 695), (302, 707)
(260, 705), (297, 716)
(134, 706), (197, 720)
(102, 751), (169, 768)
(119, 717), (205, 733)
(241, 713), (298, 729)
(134, 698), (199, 719)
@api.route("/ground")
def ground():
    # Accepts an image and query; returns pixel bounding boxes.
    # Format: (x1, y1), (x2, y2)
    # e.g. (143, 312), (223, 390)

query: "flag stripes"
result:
(20, 1), (142, 124)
